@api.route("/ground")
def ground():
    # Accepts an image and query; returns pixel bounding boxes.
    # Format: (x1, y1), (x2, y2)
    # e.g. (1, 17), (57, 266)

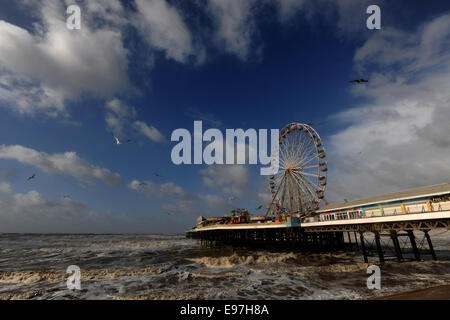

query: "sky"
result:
(0, 0), (449, 233)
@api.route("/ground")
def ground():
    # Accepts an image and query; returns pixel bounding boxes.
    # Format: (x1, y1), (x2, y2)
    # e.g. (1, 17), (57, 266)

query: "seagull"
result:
(255, 205), (263, 210)
(154, 172), (163, 178)
(27, 173), (36, 181)
(111, 132), (131, 145)
(138, 182), (148, 187)
(350, 79), (369, 84)
(62, 194), (71, 199)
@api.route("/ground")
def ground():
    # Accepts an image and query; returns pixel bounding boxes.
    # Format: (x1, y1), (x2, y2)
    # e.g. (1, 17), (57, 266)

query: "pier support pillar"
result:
(359, 232), (368, 263)
(423, 230), (437, 260)
(339, 232), (345, 250)
(374, 231), (385, 264)
(312, 233), (318, 251)
(354, 232), (359, 249)
(407, 230), (421, 261)
(390, 231), (403, 262)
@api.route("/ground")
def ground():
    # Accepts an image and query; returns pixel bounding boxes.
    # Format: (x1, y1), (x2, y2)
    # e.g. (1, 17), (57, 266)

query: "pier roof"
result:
(317, 182), (450, 213)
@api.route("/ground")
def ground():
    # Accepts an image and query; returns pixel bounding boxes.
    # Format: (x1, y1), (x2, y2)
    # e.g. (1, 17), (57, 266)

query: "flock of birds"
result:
(25, 132), (164, 200)
(24, 78), (366, 210)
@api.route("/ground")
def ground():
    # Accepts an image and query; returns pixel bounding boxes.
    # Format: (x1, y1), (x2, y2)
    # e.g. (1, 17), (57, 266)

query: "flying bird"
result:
(154, 172), (163, 178)
(62, 194), (71, 199)
(27, 173), (36, 181)
(111, 132), (131, 145)
(137, 182), (148, 187)
(228, 196), (236, 201)
(349, 79), (368, 84)
(255, 205), (263, 210)
(307, 122), (323, 127)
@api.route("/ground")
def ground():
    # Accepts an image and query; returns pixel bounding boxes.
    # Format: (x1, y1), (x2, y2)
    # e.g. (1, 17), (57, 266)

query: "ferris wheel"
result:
(267, 123), (328, 217)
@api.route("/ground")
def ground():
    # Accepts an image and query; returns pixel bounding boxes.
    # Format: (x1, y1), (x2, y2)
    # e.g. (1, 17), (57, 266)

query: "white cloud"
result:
(0, 0), (386, 119)
(0, 182), (12, 195)
(106, 98), (137, 119)
(128, 179), (186, 198)
(326, 13), (450, 202)
(134, 0), (200, 63)
(128, 179), (205, 217)
(331, 0), (381, 37)
(207, 0), (258, 60)
(103, 99), (165, 143)
(275, 0), (308, 22)
(354, 14), (450, 73)
(133, 120), (166, 143)
(0, 145), (123, 186)
(0, 189), (187, 233)
(0, 0), (129, 116)
(84, 0), (128, 26)
(204, 0), (382, 61)
(105, 99), (137, 136)
(200, 165), (249, 196)
(128, 178), (237, 217)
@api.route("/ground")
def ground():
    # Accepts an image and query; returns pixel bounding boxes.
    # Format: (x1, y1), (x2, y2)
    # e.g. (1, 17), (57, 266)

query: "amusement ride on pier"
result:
(267, 123), (327, 217)
(186, 123), (450, 263)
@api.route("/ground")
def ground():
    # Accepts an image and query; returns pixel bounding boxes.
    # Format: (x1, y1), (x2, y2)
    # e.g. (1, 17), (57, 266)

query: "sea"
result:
(0, 229), (449, 300)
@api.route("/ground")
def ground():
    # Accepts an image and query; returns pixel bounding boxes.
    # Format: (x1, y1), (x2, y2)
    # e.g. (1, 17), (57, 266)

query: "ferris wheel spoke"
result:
(304, 134), (313, 158)
(300, 174), (320, 192)
(298, 153), (319, 168)
(298, 174), (322, 202)
(291, 170), (317, 195)
(290, 173), (316, 208)
(293, 172), (321, 207)
(298, 171), (319, 178)
(300, 165), (319, 170)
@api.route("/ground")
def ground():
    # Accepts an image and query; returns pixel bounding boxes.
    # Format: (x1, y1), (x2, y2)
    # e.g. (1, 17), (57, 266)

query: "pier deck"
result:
(186, 210), (449, 264)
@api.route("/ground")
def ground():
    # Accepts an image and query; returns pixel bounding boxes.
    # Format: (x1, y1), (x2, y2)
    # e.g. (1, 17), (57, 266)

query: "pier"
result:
(186, 183), (450, 264)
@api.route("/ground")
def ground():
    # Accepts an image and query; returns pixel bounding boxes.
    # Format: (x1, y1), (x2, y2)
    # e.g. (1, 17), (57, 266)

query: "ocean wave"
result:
(186, 252), (298, 268)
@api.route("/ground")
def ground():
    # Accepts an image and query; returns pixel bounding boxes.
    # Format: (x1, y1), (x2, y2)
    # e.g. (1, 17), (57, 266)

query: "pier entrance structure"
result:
(267, 123), (327, 217)
(187, 183), (450, 263)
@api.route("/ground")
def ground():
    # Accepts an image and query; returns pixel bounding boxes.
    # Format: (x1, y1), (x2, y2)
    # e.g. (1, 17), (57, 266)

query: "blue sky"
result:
(0, 0), (449, 233)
